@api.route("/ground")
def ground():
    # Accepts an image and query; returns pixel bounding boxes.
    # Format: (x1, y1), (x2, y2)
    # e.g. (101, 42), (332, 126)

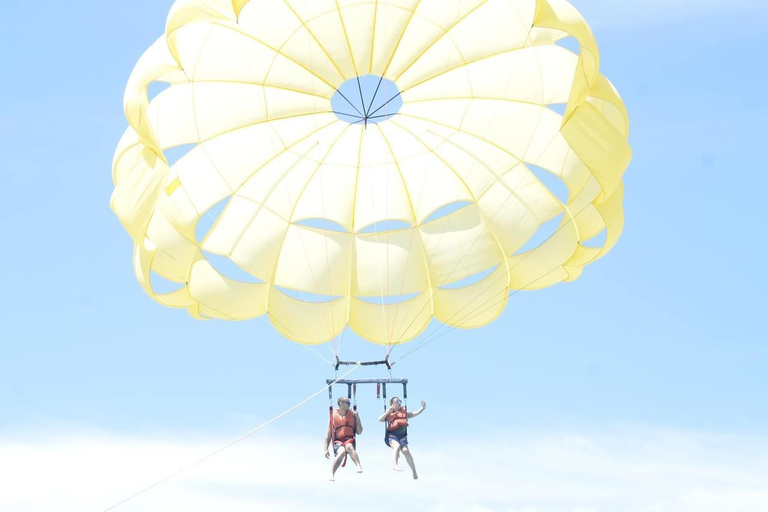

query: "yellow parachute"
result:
(111, 0), (631, 346)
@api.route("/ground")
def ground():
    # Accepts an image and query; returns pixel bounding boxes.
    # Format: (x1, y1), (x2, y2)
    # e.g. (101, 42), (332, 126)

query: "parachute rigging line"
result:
(99, 364), (361, 512)
(393, 235), (586, 363)
(388, 183), (596, 362)
(284, 336), (336, 367)
(393, 249), (574, 365)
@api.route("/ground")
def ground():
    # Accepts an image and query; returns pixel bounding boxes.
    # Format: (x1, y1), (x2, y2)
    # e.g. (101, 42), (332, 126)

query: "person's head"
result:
(389, 396), (403, 410)
(337, 397), (351, 410)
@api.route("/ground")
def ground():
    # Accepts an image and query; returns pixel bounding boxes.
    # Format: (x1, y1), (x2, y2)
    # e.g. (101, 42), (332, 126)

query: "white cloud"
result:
(1, 426), (768, 512)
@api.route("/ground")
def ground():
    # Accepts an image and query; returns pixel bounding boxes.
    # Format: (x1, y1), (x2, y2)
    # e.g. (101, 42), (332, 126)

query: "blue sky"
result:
(1, 1), (767, 511)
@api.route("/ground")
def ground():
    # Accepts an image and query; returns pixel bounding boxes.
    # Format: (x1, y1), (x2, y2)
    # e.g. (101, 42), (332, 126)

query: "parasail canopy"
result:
(111, 0), (631, 346)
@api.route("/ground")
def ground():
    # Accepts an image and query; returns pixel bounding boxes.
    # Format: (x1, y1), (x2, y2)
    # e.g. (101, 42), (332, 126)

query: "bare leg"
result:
(345, 444), (363, 473)
(330, 448), (346, 481)
(390, 440), (403, 471)
(401, 446), (418, 479)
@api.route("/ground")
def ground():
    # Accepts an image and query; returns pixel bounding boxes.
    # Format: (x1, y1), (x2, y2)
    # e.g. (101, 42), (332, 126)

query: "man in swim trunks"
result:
(324, 396), (363, 480)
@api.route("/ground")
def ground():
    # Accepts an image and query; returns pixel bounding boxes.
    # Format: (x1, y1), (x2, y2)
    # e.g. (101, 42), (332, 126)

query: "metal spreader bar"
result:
(327, 379), (408, 385)
(334, 356), (393, 371)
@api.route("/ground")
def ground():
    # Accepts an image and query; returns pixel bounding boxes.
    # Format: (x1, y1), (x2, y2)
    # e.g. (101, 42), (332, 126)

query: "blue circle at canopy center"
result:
(331, 75), (403, 125)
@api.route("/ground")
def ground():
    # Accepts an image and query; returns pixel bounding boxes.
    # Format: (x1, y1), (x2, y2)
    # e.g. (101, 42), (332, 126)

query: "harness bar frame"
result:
(326, 378), (408, 403)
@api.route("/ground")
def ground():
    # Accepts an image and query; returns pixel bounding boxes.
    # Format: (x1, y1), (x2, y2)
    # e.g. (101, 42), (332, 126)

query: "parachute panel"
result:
(350, 293), (432, 345)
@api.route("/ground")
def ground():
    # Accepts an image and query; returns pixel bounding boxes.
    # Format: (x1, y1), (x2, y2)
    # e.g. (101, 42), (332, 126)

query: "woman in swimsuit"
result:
(378, 396), (426, 479)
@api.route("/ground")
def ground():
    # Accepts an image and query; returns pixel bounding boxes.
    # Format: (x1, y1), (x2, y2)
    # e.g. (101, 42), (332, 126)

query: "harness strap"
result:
(337, 437), (355, 467)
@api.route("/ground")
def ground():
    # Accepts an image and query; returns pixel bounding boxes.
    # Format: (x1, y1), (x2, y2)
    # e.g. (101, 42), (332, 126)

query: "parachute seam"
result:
(264, 125), (352, 343)
(199, 121), (337, 252)
(195, 111), (332, 148)
(368, 0), (379, 74)
(397, 96), (548, 109)
(377, 4), (476, 340)
(384, 23), (551, 338)
(281, 0), (348, 82)
(414, 19), (564, 276)
(341, 129), (366, 339)
(395, 111), (525, 162)
(381, 123), (465, 340)
(398, 45), (535, 96)
(391, 117), (544, 226)
(208, 146), (323, 323)
(381, 0), (422, 77)
(385, 122), (511, 333)
(586, 196), (616, 259)
(210, 21), (339, 90)
(334, 0), (360, 77)
(415, 128), (542, 223)
(278, 1), (436, 80)
(174, 79), (333, 99)
(112, 140), (143, 184)
(367, 129), (392, 345)
(369, 127), (420, 347)
(376, 125), (435, 342)
(520, 42), (584, 252)
(316, 156), (340, 339)
(184, 26), (223, 218)
(393, 0), (488, 82)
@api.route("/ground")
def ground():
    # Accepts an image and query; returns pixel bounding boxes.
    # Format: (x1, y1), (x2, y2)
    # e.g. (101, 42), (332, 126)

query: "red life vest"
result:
(386, 407), (408, 431)
(332, 409), (357, 442)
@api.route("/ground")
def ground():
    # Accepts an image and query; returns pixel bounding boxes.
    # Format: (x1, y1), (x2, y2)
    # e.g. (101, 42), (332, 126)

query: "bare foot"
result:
(393, 465), (404, 472)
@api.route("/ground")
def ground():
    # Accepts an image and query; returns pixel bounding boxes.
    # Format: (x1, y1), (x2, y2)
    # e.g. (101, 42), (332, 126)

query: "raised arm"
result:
(378, 406), (394, 422)
(354, 410), (364, 434)
(407, 401), (427, 418)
